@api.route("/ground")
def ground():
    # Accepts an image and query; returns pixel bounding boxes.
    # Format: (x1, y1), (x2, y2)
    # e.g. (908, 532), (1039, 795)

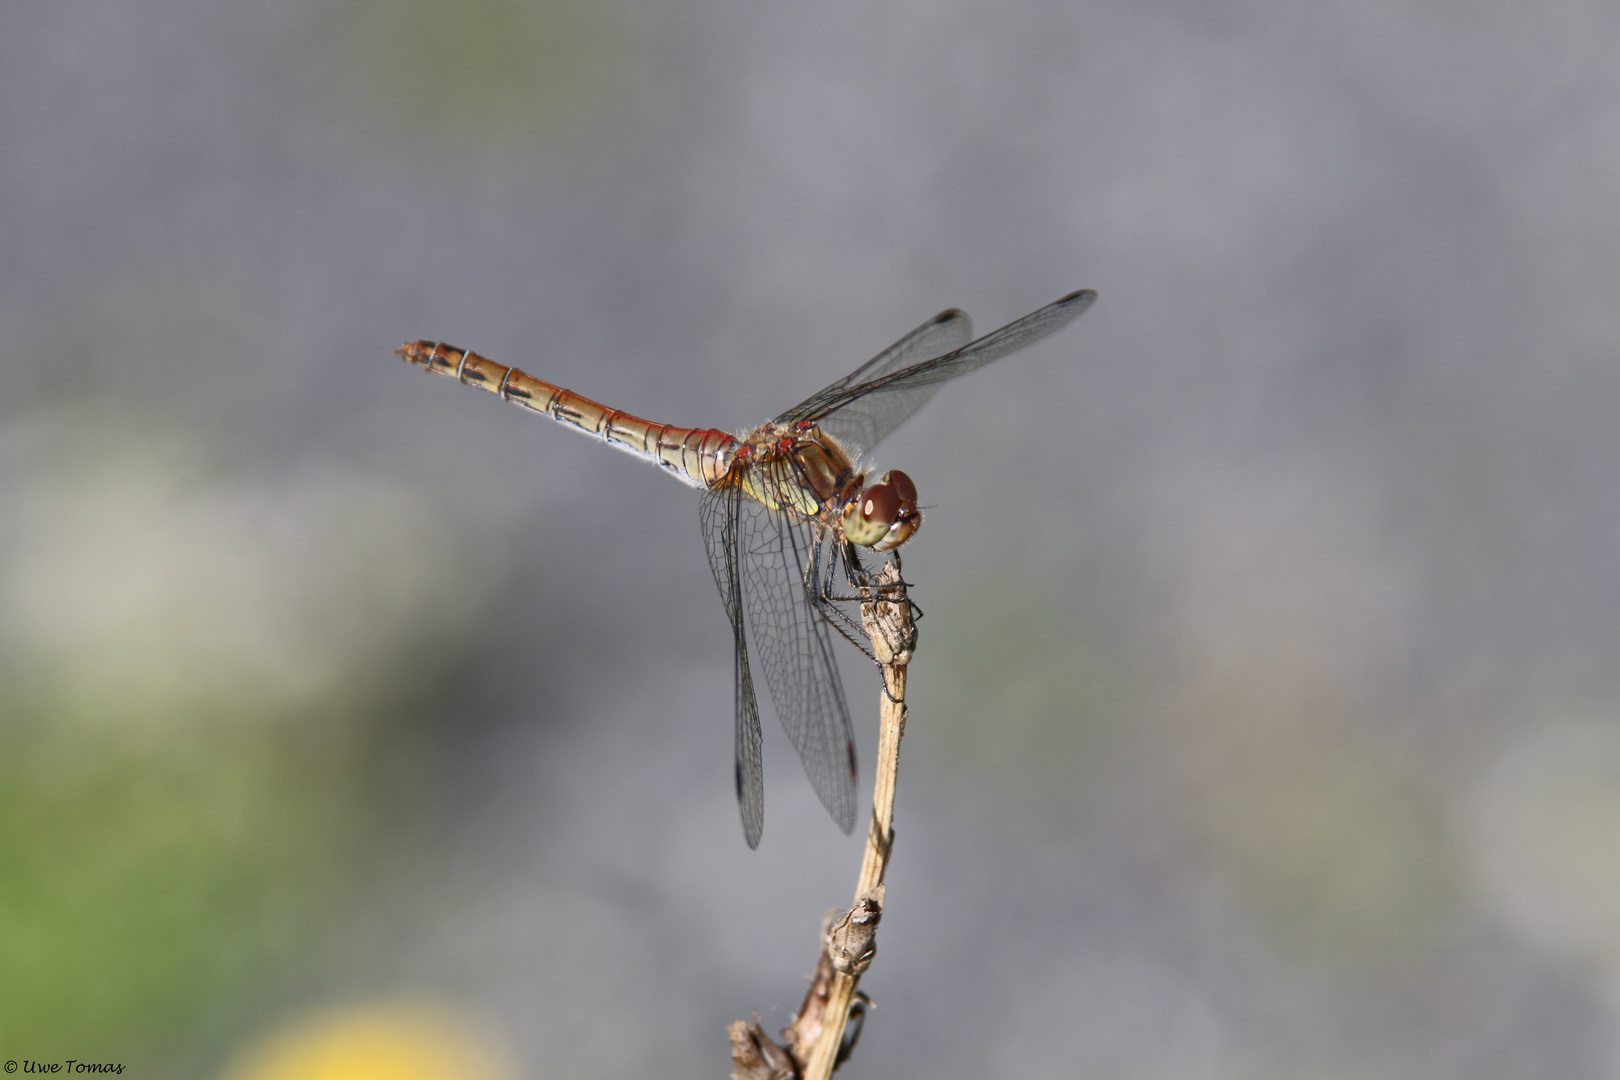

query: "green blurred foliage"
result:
(0, 713), (351, 1051)
(0, 581), (473, 1058)
(304, 0), (663, 163)
(0, 296), (501, 1061)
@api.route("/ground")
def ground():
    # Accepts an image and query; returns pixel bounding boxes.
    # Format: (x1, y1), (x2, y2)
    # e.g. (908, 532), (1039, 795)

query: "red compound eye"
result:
(887, 470), (917, 505)
(861, 482), (901, 525)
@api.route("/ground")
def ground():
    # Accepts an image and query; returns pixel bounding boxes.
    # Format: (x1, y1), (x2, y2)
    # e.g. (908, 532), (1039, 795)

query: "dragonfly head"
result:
(843, 470), (920, 552)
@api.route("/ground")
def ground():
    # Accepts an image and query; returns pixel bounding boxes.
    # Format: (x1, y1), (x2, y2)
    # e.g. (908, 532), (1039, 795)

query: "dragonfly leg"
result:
(802, 533), (878, 658)
(832, 543), (919, 622)
(804, 539), (921, 667)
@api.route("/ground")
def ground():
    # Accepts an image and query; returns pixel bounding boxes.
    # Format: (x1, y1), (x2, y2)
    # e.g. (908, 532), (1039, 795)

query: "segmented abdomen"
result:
(397, 340), (736, 489)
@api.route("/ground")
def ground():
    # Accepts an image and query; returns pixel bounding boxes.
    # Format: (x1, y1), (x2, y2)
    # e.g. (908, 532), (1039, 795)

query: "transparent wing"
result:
(775, 307), (972, 457)
(700, 484), (765, 849)
(777, 289), (1097, 458)
(803, 307), (974, 405)
(732, 493), (860, 836)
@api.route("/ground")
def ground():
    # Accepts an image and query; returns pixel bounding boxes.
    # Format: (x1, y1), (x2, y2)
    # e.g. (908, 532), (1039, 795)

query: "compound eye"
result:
(861, 482), (901, 526)
(887, 469), (917, 505)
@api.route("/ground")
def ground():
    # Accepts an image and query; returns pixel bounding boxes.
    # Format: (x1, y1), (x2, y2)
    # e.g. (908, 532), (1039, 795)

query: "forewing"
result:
(733, 496), (859, 835)
(781, 289), (1096, 457)
(700, 484), (766, 848)
(777, 309), (972, 457)
(784, 308), (974, 416)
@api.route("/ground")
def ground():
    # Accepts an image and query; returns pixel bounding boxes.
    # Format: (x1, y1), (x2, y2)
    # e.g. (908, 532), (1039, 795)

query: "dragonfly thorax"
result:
(736, 423), (854, 516)
(732, 426), (919, 550)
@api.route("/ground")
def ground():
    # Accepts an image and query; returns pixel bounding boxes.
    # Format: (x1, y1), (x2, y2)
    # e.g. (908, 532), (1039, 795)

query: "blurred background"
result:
(2, 1), (1619, 1077)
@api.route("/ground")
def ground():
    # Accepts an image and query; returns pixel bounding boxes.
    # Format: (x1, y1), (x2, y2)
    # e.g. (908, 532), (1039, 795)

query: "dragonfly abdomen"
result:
(397, 340), (736, 488)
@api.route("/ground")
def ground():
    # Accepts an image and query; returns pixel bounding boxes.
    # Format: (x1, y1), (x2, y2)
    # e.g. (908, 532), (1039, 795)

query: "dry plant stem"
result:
(801, 565), (913, 1080)
(728, 564), (914, 1080)
(729, 1016), (798, 1080)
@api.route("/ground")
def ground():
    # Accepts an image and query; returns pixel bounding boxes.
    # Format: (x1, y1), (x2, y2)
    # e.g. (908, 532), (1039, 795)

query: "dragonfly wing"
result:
(784, 289), (1096, 457)
(776, 309), (973, 456)
(787, 308), (975, 410)
(700, 485), (766, 848)
(733, 495), (859, 835)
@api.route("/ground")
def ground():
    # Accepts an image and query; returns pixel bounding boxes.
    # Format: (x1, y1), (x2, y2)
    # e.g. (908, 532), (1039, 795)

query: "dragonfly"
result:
(397, 288), (1096, 847)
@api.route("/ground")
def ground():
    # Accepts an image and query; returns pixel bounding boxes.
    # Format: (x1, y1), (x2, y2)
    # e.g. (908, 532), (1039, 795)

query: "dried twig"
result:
(728, 1016), (798, 1080)
(730, 562), (916, 1079)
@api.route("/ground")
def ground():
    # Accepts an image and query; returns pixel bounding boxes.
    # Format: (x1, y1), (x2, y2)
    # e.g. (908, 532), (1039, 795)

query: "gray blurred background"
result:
(3, 1), (1620, 1077)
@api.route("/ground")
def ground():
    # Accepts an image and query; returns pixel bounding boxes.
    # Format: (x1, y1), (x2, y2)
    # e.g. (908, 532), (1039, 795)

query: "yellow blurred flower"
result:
(223, 1001), (515, 1080)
